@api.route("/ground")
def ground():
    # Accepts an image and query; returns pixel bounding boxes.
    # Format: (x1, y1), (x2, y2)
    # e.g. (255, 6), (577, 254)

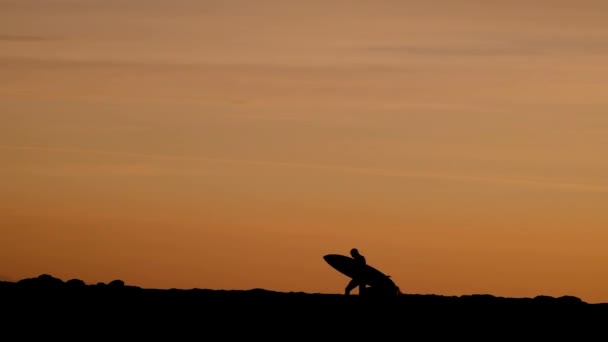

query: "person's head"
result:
(350, 248), (360, 257)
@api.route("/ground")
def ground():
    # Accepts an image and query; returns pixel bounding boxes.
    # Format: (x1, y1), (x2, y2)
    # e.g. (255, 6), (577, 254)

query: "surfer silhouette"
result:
(345, 248), (367, 295)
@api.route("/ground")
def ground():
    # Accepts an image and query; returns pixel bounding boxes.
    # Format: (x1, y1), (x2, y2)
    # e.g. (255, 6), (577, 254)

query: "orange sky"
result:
(2, 0), (608, 303)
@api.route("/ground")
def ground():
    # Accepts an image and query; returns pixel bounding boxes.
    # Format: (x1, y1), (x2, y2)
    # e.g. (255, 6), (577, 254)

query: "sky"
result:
(2, 0), (608, 303)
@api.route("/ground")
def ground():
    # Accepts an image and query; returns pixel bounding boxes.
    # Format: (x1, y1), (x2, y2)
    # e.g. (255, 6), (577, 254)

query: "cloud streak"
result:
(365, 36), (608, 56)
(3, 145), (608, 194)
(0, 275), (14, 282)
(0, 34), (51, 42)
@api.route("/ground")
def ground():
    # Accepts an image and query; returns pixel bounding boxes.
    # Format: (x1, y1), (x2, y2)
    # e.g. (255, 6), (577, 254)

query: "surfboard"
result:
(323, 254), (397, 291)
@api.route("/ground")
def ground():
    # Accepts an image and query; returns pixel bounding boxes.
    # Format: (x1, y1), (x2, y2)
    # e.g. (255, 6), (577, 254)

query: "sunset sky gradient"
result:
(2, 0), (608, 303)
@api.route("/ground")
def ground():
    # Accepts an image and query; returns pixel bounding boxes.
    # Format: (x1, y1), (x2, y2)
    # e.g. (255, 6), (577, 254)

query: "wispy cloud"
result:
(0, 55), (414, 72)
(3, 145), (608, 194)
(366, 36), (608, 56)
(0, 34), (51, 42)
(0, 275), (14, 282)
(0, 56), (156, 69)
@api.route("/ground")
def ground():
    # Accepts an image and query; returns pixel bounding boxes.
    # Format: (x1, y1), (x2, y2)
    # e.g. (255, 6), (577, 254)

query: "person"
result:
(345, 248), (367, 295)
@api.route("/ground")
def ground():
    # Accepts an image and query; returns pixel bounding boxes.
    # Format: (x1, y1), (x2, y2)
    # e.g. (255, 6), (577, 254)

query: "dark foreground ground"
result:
(2, 274), (607, 338)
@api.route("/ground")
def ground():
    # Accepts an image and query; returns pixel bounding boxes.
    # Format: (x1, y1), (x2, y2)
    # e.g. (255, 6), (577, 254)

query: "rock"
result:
(18, 274), (64, 288)
(66, 278), (86, 288)
(108, 279), (125, 288)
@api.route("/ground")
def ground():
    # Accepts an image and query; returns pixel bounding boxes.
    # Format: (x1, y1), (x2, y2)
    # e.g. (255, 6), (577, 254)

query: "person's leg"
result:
(345, 279), (358, 295)
(358, 283), (367, 295)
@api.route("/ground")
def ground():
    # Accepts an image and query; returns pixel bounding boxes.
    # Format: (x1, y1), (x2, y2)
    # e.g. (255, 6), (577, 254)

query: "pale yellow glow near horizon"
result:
(2, 1), (608, 303)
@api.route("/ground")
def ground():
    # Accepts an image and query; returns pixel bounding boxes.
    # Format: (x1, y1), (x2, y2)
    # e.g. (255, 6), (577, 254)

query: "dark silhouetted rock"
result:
(17, 274), (64, 288)
(66, 278), (86, 288)
(1, 273), (606, 338)
(557, 295), (584, 304)
(108, 279), (125, 287)
(534, 294), (584, 305)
